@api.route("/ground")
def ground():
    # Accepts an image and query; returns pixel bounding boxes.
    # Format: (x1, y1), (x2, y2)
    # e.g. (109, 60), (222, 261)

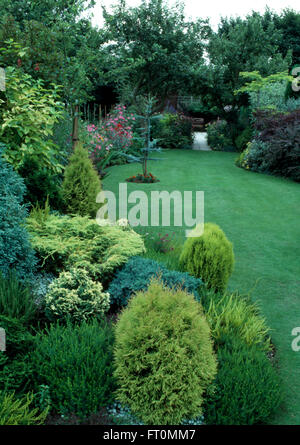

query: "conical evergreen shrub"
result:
(62, 142), (101, 218)
(179, 223), (234, 293)
(114, 279), (217, 424)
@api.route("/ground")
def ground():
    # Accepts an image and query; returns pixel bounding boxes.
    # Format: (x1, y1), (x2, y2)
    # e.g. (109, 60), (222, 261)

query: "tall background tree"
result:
(101, 0), (210, 107)
(190, 11), (293, 141)
(0, 0), (106, 104)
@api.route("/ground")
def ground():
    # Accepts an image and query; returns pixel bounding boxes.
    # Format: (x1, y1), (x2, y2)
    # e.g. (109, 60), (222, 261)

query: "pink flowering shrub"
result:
(85, 104), (136, 173)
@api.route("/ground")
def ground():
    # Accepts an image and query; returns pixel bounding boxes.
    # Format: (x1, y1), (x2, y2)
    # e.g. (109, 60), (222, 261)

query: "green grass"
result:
(103, 149), (300, 425)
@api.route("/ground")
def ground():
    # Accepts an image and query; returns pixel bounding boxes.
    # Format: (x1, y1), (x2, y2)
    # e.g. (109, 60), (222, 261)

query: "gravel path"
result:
(192, 132), (211, 151)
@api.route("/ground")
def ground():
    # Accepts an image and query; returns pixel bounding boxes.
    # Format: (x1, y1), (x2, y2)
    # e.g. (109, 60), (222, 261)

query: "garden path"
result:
(192, 131), (211, 151)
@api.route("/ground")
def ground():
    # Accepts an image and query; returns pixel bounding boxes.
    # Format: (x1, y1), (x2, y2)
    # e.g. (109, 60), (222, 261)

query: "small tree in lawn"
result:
(125, 95), (161, 183)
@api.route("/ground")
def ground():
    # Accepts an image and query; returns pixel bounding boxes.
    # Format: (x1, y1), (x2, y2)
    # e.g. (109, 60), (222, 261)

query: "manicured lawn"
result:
(103, 149), (300, 425)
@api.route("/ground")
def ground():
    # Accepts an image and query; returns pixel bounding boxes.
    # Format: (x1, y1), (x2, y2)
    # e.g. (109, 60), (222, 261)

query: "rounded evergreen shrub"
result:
(0, 145), (36, 280)
(204, 336), (282, 425)
(114, 279), (217, 425)
(44, 268), (110, 323)
(30, 319), (116, 418)
(179, 223), (234, 292)
(108, 256), (204, 307)
(61, 142), (102, 217)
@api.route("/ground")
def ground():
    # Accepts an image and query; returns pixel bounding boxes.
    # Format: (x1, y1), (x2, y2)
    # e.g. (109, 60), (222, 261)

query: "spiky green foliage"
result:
(44, 268), (110, 322)
(0, 391), (48, 425)
(114, 279), (217, 425)
(27, 211), (145, 284)
(204, 337), (282, 425)
(0, 271), (37, 324)
(205, 293), (271, 351)
(179, 223), (234, 292)
(0, 315), (34, 393)
(30, 320), (116, 418)
(61, 142), (102, 217)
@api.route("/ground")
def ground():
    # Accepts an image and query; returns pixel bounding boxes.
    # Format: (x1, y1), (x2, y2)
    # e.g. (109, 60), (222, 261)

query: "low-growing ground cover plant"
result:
(150, 232), (176, 254)
(179, 223), (234, 293)
(114, 279), (217, 424)
(108, 256), (203, 307)
(27, 211), (145, 283)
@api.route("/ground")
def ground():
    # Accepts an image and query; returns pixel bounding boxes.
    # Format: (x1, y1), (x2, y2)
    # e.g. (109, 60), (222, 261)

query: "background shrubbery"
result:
(152, 113), (194, 149)
(206, 120), (234, 151)
(237, 109), (300, 181)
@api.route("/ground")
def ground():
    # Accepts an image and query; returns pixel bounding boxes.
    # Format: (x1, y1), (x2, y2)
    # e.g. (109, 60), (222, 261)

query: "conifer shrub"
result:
(204, 336), (282, 425)
(0, 315), (34, 393)
(44, 268), (110, 322)
(179, 223), (234, 292)
(108, 256), (203, 307)
(61, 142), (102, 217)
(114, 280), (217, 425)
(0, 391), (47, 425)
(27, 211), (145, 283)
(0, 271), (37, 325)
(30, 320), (116, 418)
(0, 145), (36, 280)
